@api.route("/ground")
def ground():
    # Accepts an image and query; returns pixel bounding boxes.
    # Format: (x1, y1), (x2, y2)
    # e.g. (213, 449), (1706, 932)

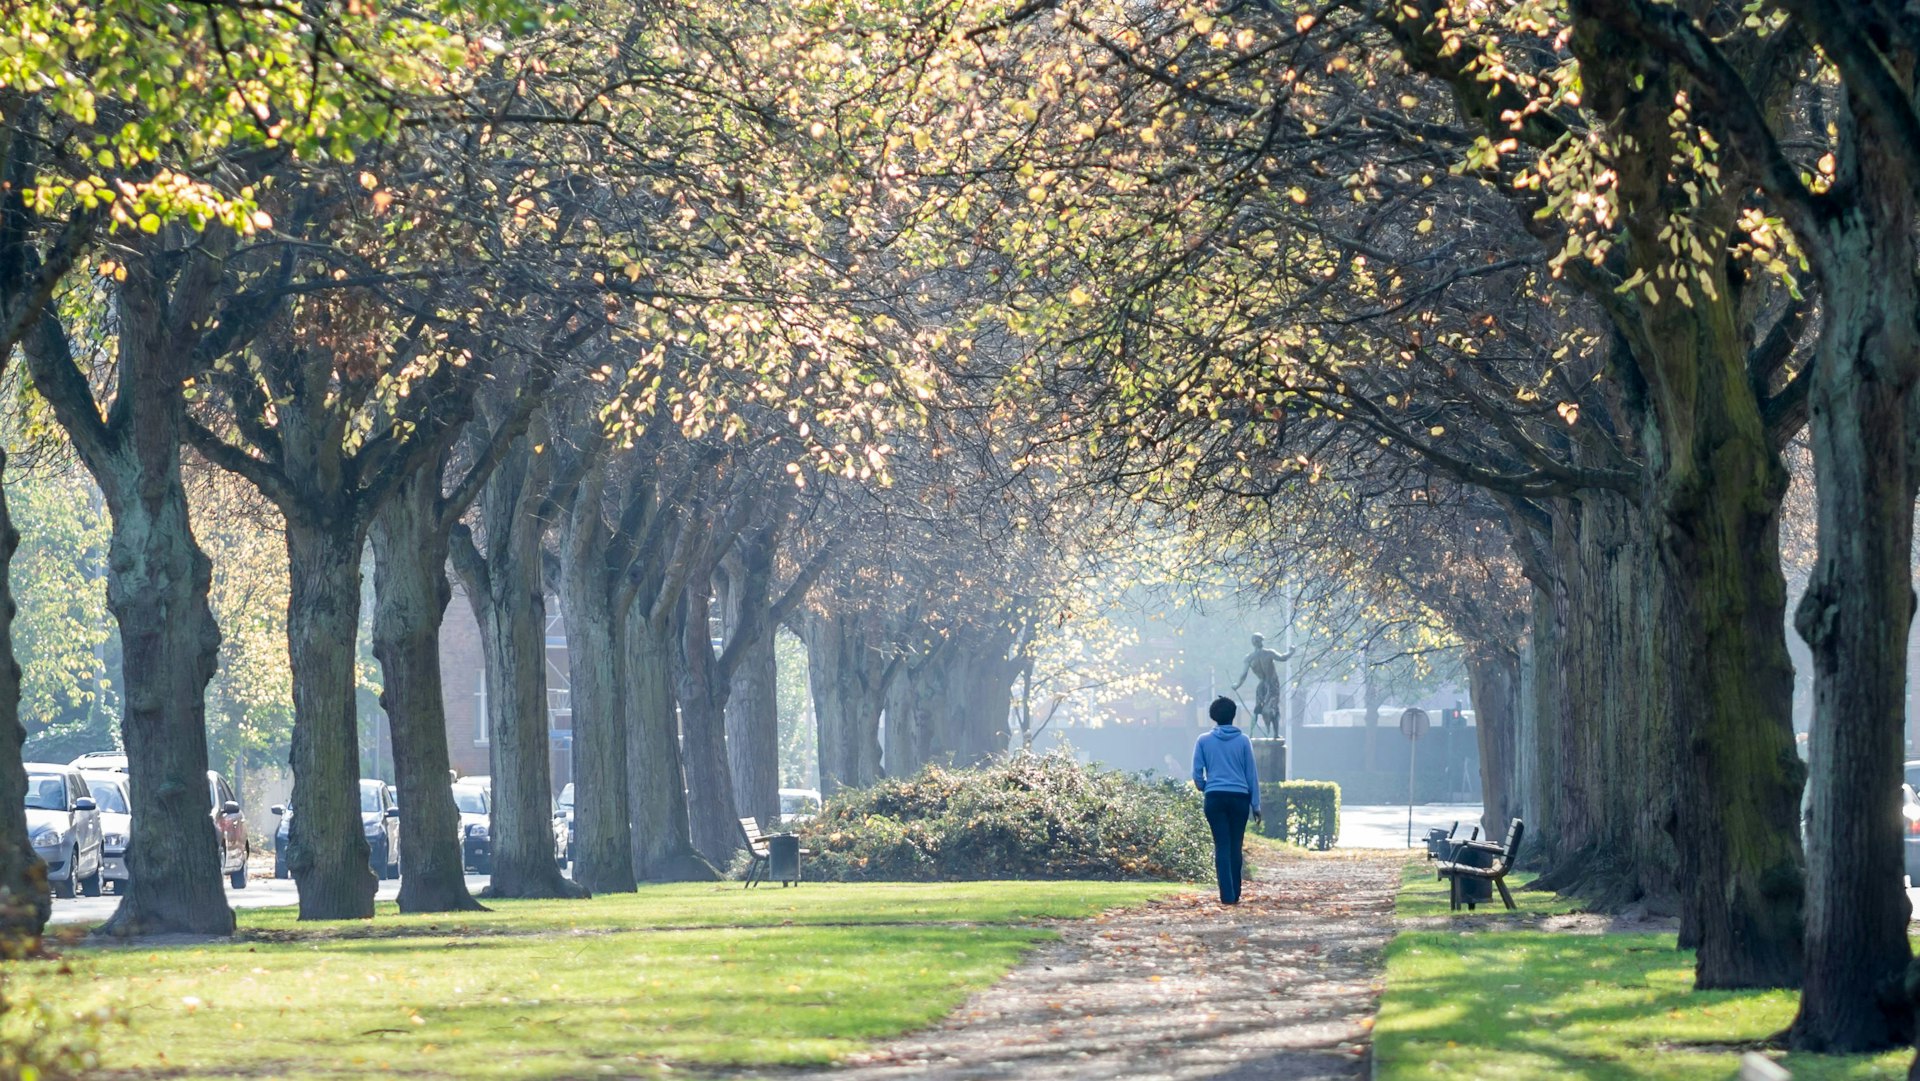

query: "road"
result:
(48, 872), (493, 926)
(1338, 802), (1483, 850)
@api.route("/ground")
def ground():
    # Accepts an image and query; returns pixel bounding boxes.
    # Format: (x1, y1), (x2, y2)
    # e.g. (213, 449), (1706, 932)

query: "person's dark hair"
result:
(1209, 697), (1237, 725)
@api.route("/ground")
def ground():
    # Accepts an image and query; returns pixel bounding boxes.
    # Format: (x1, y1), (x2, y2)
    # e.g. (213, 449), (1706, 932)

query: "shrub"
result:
(793, 752), (1212, 882)
(1259, 780), (1340, 850)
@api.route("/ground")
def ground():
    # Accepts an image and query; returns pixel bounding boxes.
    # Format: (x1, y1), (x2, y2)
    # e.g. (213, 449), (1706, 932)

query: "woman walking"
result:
(1192, 696), (1262, 904)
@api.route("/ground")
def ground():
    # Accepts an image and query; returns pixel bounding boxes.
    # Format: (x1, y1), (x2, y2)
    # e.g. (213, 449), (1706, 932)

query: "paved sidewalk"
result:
(772, 855), (1400, 1081)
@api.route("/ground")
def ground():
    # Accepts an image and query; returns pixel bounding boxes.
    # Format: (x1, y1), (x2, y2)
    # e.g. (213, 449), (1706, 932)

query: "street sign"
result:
(1399, 707), (1430, 740)
(1400, 708), (1430, 847)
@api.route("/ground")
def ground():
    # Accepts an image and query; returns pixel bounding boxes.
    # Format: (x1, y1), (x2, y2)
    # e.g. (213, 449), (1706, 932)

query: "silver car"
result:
(26, 763), (103, 898)
(80, 771), (131, 892)
(453, 782), (490, 874)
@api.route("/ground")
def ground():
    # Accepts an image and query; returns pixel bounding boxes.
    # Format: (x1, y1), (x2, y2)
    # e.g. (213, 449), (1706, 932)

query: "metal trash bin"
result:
(767, 833), (802, 886)
(1423, 827), (1452, 860)
(1447, 841), (1495, 907)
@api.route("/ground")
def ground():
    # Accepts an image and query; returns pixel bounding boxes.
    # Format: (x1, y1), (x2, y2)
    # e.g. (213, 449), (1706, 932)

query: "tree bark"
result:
(623, 601), (710, 881)
(36, 255), (235, 938)
(942, 628), (1019, 767)
(1658, 410), (1804, 989)
(453, 437), (582, 901)
(671, 578), (742, 867)
(370, 473), (483, 914)
(0, 126), (53, 945)
(883, 640), (946, 778)
(283, 519), (377, 920)
(804, 609), (890, 795)
(1787, 116), (1920, 1049)
(1464, 645), (1520, 839)
(720, 565), (780, 826)
(557, 477), (637, 893)
(1560, 8), (1804, 992)
(0, 449), (44, 945)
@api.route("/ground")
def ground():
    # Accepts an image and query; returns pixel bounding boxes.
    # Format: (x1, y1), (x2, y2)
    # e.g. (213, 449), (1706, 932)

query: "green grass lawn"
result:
(1374, 930), (1908, 1080)
(1384, 860), (1909, 1079)
(17, 880), (1175, 1079)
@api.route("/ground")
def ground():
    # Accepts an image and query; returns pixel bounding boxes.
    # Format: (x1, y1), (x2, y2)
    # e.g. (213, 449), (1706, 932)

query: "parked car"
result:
(365, 780), (401, 879)
(207, 770), (249, 889)
(1904, 784), (1920, 887)
(554, 782), (575, 866)
(26, 763), (102, 898)
(69, 751), (127, 773)
(453, 782), (491, 874)
(81, 771), (131, 893)
(779, 788), (822, 824)
(270, 780), (402, 880)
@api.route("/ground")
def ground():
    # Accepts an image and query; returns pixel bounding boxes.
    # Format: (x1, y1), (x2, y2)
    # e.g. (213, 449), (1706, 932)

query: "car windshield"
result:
(453, 788), (487, 814)
(360, 784), (382, 813)
(558, 784), (573, 811)
(89, 782), (129, 814)
(25, 774), (66, 811)
(781, 793), (819, 815)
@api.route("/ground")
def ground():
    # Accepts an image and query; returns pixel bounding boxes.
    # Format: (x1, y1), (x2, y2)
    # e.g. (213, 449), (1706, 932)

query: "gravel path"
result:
(770, 854), (1400, 1081)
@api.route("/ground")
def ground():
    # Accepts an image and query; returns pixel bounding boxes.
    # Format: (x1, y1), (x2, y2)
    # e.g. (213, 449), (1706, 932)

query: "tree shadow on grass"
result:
(1373, 930), (1904, 1081)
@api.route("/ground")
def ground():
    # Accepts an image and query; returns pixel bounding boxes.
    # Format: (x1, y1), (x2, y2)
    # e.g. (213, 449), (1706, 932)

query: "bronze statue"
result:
(1233, 634), (1293, 739)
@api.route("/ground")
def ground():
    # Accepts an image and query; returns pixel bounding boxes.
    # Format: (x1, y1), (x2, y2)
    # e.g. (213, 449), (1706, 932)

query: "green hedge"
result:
(1259, 780), (1341, 850)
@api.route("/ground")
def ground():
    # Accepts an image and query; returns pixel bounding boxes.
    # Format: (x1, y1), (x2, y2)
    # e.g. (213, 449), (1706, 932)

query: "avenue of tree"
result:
(3, 0), (1920, 1068)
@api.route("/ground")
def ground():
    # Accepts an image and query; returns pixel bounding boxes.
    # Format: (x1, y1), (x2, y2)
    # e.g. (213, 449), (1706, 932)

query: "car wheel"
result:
(372, 840), (388, 881)
(80, 863), (101, 897)
(54, 850), (76, 899)
(230, 863), (247, 890)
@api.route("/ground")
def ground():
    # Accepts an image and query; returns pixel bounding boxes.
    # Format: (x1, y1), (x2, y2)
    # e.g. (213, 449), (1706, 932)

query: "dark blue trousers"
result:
(1203, 789), (1251, 903)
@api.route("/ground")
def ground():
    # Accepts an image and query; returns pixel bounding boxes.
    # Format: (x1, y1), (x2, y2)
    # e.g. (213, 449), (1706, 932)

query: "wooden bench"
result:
(1437, 818), (1524, 911)
(740, 817), (810, 889)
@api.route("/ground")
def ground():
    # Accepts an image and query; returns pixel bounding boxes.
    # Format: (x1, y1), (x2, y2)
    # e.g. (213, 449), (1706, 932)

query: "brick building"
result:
(439, 589), (574, 793)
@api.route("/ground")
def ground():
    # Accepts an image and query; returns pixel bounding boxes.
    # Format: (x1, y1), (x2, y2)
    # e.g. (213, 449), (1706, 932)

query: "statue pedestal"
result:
(1251, 738), (1287, 784)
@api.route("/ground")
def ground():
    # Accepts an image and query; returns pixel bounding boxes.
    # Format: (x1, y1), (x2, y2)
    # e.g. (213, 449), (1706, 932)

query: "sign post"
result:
(1399, 707), (1430, 848)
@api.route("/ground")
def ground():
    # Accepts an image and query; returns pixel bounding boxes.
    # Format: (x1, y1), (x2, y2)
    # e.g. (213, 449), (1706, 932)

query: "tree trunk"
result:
(283, 519), (377, 920)
(84, 276), (232, 937)
(0, 131), (51, 942)
(557, 497), (636, 893)
(1361, 646), (1381, 772)
(725, 632), (780, 825)
(1788, 137), (1920, 1049)
(1555, 10), (1804, 988)
(369, 475), (483, 914)
(451, 431), (582, 902)
(465, 538), (580, 900)
(0, 450), (48, 945)
(1531, 490), (1681, 911)
(883, 642), (946, 778)
(1658, 413), (1804, 990)
(804, 609), (889, 795)
(943, 629), (1019, 767)
(623, 603), (709, 881)
(1464, 645), (1520, 839)
(671, 582), (741, 867)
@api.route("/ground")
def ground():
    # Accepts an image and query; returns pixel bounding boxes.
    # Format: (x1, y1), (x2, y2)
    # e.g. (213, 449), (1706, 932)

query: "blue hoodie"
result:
(1192, 725), (1261, 813)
